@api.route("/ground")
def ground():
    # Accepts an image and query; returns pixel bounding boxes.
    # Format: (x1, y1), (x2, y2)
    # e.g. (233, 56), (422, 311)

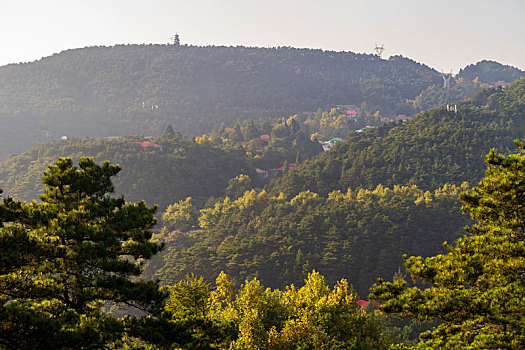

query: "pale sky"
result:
(0, 0), (524, 72)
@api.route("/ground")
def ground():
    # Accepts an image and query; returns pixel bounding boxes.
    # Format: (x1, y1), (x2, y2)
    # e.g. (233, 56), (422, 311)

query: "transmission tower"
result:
(441, 69), (453, 89)
(373, 43), (385, 58)
(172, 33), (180, 47)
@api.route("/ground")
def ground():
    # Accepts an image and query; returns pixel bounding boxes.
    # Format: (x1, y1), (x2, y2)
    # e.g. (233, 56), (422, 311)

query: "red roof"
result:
(356, 300), (381, 309)
(260, 135), (270, 142)
(394, 115), (412, 121)
(275, 163), (296, 171)
(130, 141), (164, 148)
(257, 163), (296, 173)
(494, 80), (511, 87)
(346, 110), (358, 115)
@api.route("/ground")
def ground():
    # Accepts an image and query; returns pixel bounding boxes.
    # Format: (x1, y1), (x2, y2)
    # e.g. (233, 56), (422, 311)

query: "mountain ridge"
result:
(1, 44), (522, 160)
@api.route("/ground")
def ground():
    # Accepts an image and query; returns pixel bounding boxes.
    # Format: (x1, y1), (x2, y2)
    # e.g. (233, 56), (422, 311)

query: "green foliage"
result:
(299, 106), (383, 140)
(161, 271), (386, 349)
(149, 184), (468, 298)
(0, 157), (165, 349)
(166, 274), (211, 320)
(0, 134), (253, 209)
(225, 174), (253, 199)
(162, 197), (200, 233)
(0, 45), (462, 160)
(457, 60), (525, 84)
(243, 120), (259, 142)
(369, 139), (525, 349)
(270, 78), (525, 198)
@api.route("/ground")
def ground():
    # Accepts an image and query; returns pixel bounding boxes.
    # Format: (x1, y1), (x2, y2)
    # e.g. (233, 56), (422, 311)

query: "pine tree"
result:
(231, 122), (243, 144)
(243, 120), (259, 141)
(370, 139), (525, 349)
(0, 157), (166, 349)
(163, 123), (176, 138)
(162, 197), (200, 232)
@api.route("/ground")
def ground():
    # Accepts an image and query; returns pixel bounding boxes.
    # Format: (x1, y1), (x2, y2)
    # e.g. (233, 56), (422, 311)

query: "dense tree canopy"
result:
(158, 271), (387, 349)
(457, 60), (525, 84)
(148, 184), (469, 298)
(3, 45), (522, 159)
(0, 133), (254, 209)
(370, 139), (525, 349)
(0, 157), (165, 349)
(269, 78), (525, 198)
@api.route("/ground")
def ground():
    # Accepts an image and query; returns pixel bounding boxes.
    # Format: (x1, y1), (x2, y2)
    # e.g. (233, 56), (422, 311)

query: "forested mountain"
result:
(408, 61), (525, 112)
(457, 60), (525, 84)
(0, 117), (322, 208)
(0, 44), (462, 160)
(0, 132), (251, 209)
(148, 184), (469, 298)
(269, 78), (525, 198)
(145, 79), (525, 298)
(1, 44), (524, 348)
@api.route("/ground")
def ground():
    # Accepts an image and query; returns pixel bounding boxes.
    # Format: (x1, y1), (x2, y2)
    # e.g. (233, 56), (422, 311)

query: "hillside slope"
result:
(0, 133), (252, 209)
(0, 45), (445, 159)
(146, 80), (525, 296)
(269, 78), (525, 198)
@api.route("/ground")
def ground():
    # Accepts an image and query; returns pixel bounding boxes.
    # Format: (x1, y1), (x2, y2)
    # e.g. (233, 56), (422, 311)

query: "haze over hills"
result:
(1, 44), (523, 160)
(141, 78), (524, 297)
(0, 42), (523, 299)
(270, 77), (525, 198)
(0, 36), (524, 346)
(0, 78), (509, 298)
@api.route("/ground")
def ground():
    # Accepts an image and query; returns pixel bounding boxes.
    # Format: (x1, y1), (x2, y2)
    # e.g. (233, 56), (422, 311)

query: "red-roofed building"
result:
(394, 115), (412, 122)
(259, 134), (270, 142)
(356, 300), (381, 309)
(494, 80), (511, 88)
(275, 163), (296, 172)
(130, 141), (165, 149)
(255, 163), (296, 180)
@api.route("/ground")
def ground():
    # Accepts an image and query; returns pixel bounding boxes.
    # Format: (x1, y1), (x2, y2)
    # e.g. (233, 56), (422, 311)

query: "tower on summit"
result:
(373, 43), (385, 58)
(172, 34), (180, 46)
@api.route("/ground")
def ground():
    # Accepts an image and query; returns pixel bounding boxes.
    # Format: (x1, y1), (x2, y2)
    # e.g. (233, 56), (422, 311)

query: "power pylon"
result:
(373, 43), (385, 58)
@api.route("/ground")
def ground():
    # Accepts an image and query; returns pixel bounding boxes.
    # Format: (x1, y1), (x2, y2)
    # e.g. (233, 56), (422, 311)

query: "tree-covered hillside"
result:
(145, 80), (524, 298)
(149, 184), (469, 298)
(0, 132), (252, 209)
(0, 45), (447, 159)
(0, 117), (323, 208)
(269, 78), (525, 198)
(457, 60), (525, 84)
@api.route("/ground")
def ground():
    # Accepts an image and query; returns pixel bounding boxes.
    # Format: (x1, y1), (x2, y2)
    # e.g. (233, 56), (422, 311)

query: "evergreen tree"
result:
(370, 139), (525, 349)
(232, 122), (243, 144)
(243, 120), (259, 141)
(282, 159), (289, 174)
(0, 157), (165, 349)
(162, 197), (200, 233)
(163, 123), (176, 138)
(288, 116), (301, 135)
(260, 120), (272, 136)
(225, 174), (252, 199)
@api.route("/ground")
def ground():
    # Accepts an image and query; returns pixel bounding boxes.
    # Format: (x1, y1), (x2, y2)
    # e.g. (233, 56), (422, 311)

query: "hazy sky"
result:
(1, 0), (524, 72)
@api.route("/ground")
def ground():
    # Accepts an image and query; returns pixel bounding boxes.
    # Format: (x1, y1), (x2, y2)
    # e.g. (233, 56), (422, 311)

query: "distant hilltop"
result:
(0, 44), (522, 160)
